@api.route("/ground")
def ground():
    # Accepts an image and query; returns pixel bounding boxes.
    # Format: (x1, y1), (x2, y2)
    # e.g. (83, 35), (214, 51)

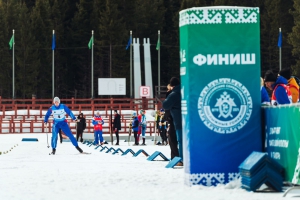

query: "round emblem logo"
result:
(198, 78), (252, 134)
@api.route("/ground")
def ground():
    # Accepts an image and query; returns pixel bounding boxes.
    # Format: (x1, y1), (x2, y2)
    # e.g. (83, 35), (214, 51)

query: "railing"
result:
(0, 119), (156, 135)
(0, 97), (162, 134)
(0, 97), (162, 117)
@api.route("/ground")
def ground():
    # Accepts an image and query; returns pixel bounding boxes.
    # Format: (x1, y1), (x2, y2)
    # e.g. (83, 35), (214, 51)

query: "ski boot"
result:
(49, 148), (56, 155)
(76, 146), (83, 153)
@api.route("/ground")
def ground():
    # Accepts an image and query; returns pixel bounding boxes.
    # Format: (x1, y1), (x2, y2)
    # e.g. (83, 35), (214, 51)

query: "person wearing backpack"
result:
(278, 68), (299, 103)
(264, 70), (292, 105)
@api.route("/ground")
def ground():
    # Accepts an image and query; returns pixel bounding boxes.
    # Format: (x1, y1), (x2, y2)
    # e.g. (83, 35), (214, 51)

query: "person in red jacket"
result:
(92, 110), (104, 145)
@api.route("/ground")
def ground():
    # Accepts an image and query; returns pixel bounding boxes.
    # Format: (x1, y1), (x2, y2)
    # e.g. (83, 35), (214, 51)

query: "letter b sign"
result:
(140, 86), (151, 97)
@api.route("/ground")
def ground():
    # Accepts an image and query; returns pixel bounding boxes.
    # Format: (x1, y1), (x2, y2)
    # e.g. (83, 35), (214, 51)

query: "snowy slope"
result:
(0, 134), (298, 200)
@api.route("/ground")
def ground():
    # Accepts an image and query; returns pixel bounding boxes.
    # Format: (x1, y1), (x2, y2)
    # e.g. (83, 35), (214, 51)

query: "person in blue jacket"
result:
(44, 97), (83, 155)
(131, 112), (139, 145)
(264, 70), (292, 105)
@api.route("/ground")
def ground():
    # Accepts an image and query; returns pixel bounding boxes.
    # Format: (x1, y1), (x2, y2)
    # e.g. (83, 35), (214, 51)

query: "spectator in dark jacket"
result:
(162, 77), (183, 161)
(113, 110), (121, 145)
(164, 84), (179, 159)
(76, 113), (86, 142)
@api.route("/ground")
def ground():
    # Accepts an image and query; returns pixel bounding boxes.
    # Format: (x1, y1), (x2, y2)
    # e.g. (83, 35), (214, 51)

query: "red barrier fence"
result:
(0, 119), (156, 135)
(0, 97), (161, 117)
(0, 97), (162, 134)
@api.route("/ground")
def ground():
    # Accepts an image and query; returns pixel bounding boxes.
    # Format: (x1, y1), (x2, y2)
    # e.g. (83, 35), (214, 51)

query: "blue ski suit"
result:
(44, 104), (78, 149)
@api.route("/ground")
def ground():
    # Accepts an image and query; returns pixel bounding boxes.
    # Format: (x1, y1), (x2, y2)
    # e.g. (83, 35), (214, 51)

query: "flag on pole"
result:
(156, 37), (160, 50)
(278, 31), (282, 47)
(52, 33), (56, 50)
(88, 36), (94, 49)
(9, 35), (14, 50)
(126, 37), (131, 50)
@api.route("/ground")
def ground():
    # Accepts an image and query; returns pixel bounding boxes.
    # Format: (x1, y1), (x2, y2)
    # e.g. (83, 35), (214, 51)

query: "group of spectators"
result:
(43, 69), (296, 159)
(262, 68), (299, 105)
(43, 76), (183, 162)
(130, 76), (183, 164)
(130, 109), (147, 145)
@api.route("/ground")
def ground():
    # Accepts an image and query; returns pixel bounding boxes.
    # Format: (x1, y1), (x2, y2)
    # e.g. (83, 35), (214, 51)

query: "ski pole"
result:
(46, 123), (50, 148)
(154, 121), (157, 145)
(128, 119), (132, 145)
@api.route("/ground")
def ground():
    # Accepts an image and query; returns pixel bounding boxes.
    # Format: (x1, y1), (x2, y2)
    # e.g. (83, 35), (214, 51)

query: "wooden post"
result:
(71, 97), (74, 110)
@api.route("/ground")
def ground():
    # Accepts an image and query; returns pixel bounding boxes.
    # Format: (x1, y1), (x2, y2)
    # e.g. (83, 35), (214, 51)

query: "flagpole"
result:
(130, 30), (132, 98)
(279, 28), (282, 71)
(158, 30), (160, 97)
(12, 29), (15, 99)
(52, 30), (55, 98)
(91, 30), (94, 99)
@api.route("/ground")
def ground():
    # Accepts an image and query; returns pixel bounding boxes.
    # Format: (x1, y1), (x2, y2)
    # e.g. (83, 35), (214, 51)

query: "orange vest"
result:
(288, 77), (299, 103)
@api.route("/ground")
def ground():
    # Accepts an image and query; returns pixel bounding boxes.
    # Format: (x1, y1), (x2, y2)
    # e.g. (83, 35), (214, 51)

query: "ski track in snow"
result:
(0, 134), (298, 200)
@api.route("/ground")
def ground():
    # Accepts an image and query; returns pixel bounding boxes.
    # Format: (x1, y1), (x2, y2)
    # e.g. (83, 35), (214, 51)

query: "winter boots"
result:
(141, 138), (146, 145)
(133, 136), (139, 145)
(76, 146), (83, 153)
(51, 148), (56, 155)
(115, 134), (119, 145)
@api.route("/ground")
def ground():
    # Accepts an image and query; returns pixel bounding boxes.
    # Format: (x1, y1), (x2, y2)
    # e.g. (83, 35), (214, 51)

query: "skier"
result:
(44, 97), (84, 155)
(92, 110), (105, 145)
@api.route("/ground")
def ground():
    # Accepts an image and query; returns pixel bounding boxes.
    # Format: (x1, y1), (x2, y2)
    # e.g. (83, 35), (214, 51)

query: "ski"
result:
(128, 127), (132, 145)
(81, 152), (91, 154)
(48, 152), (91, 155)
(128, 117), (133, 145)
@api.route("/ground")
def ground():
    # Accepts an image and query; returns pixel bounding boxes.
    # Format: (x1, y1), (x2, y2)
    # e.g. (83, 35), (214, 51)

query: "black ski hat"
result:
(169, 77), (180, 87)
(264, 70), (276, 82)
(279, 68), (291, 80)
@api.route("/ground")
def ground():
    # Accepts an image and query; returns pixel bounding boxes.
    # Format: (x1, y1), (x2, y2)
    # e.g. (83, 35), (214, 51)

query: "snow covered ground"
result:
(0, 133), (299, 200)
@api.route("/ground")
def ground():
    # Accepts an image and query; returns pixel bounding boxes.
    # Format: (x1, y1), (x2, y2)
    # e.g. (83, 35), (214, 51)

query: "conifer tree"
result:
(0, 1), (11, 97)
(288, 0), (300, 76)
(15, 3), (39, 98)
(30, 0), (52, 98)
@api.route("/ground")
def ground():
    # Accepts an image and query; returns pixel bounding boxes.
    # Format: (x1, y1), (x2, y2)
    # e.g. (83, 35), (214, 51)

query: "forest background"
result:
(0, 0), (299, 99)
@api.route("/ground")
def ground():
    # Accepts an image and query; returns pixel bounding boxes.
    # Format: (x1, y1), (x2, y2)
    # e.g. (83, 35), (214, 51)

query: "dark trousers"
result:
(167, 120), (179, 159)
(133, 131), (138, 144)
(76, 129), (83, 142)
(115, 130), (119, 144)
(160, 128), (168, 142)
